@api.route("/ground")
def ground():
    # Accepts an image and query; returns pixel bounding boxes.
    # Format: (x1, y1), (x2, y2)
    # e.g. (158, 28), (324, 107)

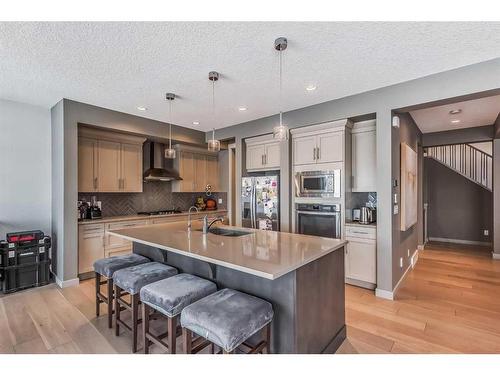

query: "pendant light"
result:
(207, 71), (221, 152)
(164, 92), (176, 159)
(273, 37), (289, 140)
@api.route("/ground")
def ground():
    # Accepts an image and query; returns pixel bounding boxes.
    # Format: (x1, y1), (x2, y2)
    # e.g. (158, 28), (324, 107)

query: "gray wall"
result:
(209, 58), (500, 293)
(51, 99), (208, 282)
(392, 113), (423, 284)
(0, 99), (52, 239)
(425, 158), (492, 244)
(422, 125), (494, 147)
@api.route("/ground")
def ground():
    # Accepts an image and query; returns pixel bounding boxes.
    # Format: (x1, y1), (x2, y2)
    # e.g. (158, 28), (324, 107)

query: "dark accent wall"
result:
(392, 112), (423, 287)
(425, 158), (492, 244)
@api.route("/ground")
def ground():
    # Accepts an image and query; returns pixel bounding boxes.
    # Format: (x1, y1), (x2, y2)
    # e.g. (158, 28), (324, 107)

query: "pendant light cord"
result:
(212, 78), (216, 141)
(279, 48), (283, 127)
(168, 99), (172, 149)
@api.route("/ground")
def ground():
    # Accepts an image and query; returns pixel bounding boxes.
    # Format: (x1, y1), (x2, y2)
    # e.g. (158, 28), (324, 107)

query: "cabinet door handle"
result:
(316, 147), (320, 160)
(94, 177), (98, 190)
(313, 148), (316, 160)
(264, 154), (267, 165)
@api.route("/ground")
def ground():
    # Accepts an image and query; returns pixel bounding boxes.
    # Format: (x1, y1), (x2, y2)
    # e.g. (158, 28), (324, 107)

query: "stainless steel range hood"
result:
(143, 141), (182, 181)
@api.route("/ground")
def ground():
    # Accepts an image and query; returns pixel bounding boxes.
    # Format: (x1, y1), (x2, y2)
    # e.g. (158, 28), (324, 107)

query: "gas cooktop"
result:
(137, 209), (182, 216)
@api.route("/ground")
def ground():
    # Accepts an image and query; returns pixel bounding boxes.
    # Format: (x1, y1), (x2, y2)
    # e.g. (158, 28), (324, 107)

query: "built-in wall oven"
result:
(295, 170), (341, 198)
(295, 203), (341, 239)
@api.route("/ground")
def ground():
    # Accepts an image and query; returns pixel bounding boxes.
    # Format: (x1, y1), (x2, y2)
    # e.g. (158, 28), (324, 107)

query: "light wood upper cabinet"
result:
(78, 127), (146, 193)
(206, 155), (219, 191)
(351, 121), (376, 192)
(121, 143), (143, 192)
(172, 145), (223, 192)
(97, 140), (121, 192)
(245, 135), (281, 171)
(78, 137), (98, 192)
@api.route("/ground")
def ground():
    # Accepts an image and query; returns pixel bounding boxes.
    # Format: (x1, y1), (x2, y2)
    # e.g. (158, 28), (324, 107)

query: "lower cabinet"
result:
(78, 212), (228, 276)
(345, 225), (377, 288)
(78, 224), (105, 274)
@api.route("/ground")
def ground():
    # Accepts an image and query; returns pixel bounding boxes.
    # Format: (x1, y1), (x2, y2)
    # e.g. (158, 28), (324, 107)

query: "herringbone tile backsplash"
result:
(79, 182), (226, 217)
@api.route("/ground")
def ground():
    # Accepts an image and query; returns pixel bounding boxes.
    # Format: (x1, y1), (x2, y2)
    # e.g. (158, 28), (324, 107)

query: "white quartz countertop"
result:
(108, 222), (347, 280)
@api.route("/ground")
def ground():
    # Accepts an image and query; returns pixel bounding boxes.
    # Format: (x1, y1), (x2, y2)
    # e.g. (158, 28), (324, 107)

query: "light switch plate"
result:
(484, 229), (489, 236)
(393, 205), (399, 215)
(218, 198), (223, 204)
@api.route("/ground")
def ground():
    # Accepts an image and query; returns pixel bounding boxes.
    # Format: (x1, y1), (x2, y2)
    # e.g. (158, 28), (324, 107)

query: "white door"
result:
(246, 144), (265, 170)
(345, 238), (376, 283)
(317, 132), (343, 163)
(264, 142), (281, 169)
(293, 135), (317, 165)
(352, 130), (376, 192)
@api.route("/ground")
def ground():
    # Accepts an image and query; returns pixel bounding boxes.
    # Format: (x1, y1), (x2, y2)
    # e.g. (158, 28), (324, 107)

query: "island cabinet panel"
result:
(132, 242), (346, 354)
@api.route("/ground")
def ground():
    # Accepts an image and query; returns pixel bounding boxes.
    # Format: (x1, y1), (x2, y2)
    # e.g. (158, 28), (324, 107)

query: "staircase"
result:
(425, 143), (492, 191)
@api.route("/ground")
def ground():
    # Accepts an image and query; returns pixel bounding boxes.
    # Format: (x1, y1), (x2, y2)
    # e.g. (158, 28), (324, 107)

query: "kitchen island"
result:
(108, 221), (347, 354)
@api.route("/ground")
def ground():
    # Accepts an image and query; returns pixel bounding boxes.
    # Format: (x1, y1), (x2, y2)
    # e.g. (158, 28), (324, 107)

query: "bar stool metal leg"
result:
(95, 273), (101, 317)
(143, 304), (151, 354)
(114, 284), (121, 336)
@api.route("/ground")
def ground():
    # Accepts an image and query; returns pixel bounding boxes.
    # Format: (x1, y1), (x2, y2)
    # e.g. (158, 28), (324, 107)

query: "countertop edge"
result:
(108, 230), (347, 280)
(78, 209), (228, 225)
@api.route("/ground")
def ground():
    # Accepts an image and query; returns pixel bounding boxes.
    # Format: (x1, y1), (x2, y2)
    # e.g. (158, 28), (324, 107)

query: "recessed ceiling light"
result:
(451, 119), (461, 124)
(238, 106), (247, 111)
(449, 109), (462, 115)
(137, 106), (147, 111)
(306, 85), (317, 91)
(192, 121), (200, 125)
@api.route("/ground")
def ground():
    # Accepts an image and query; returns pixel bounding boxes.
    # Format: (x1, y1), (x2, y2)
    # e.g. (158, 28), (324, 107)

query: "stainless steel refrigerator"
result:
(241, 175), (279, 231)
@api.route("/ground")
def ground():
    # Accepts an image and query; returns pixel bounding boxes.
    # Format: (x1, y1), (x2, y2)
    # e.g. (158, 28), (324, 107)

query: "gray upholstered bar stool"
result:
(140, 273), (217, 354)
(113, 262), (178, 352)
(181, 288), (274, 354)
(93, 254), (150, 328)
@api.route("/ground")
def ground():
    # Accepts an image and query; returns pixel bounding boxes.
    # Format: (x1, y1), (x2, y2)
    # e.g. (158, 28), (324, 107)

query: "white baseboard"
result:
(428, 237), (492, 247)
(55, 275), (80, 288)
(376, 249), (420, 301)
(375, 288), (394, 300)
(492, 253), (500, 260)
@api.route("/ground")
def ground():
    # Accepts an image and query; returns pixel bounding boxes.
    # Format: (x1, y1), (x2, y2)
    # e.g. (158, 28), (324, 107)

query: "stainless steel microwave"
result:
(295, 170), (341, 197)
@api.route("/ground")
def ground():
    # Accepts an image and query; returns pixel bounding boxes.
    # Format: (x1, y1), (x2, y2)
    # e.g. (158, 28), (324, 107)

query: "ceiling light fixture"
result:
(451, 119), (461, 124)
(238, 106), (247, 111)
(137, 106), (147, 111)
(449, 109), (462, 115)
(164, 93), (176, 159)
(306, 85), (316, 91)
(273, 37), (289, 140)
(192, 121), (200, 125)
(207, 71), (221, 152)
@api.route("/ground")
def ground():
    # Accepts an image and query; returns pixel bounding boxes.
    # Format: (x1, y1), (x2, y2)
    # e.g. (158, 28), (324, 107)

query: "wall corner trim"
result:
(492, 252), (500, 260)
(375, 288), (394, 300)
(376, 249), (420, 301)
(55, 275), (80, 289)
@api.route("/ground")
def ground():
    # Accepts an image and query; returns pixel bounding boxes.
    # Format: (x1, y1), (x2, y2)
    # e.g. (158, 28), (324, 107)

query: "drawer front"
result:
(151, 217), (185, 225)
(345, 225), (376, 240)
(80, 223), (105, 233)
(105, 246), (132, 258)
(105, 220), (148, 249)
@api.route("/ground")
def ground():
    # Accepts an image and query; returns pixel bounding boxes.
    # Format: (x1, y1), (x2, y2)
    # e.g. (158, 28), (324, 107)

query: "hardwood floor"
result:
(338, 242), (500, 353)
(0, 242), (499, 354)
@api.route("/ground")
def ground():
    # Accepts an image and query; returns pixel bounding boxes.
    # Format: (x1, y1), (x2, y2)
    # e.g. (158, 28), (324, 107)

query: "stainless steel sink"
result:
(196, 227), (252, 237)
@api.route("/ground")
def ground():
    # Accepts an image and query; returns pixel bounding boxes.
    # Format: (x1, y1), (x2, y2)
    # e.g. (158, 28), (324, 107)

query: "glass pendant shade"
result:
(208, 128), (220, 152)
(273, 125), (289, 140)
(164, 147), (176, 159)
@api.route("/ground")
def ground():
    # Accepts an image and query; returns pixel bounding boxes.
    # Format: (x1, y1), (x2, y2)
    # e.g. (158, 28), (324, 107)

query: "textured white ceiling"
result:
(1, 22), (500, 131)
(410, 94), (500, 133)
